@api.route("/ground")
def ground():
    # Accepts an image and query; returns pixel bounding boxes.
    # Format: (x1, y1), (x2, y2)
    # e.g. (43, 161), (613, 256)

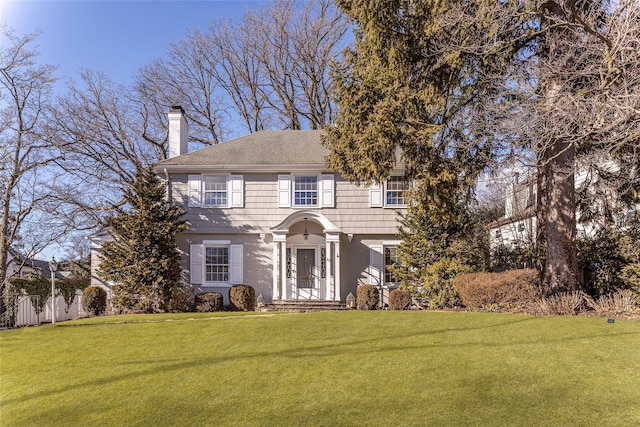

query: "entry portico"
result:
(271, 211), (342, 301)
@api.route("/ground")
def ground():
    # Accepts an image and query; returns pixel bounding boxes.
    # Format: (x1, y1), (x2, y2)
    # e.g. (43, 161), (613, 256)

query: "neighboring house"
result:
(5, 249), (61, 279)
(145, 106), (406, 306)
(488, 173), (537, 251)
(489, 169), (639, 252)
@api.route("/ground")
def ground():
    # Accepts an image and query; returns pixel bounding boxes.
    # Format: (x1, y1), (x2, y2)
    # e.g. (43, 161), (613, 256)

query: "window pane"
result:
(386, 176), (407, 205)
(294, 176), (317, 206)
(384, 246), (400, 284)
(205, 247), (229, 282)
(204, 176), (227, 206)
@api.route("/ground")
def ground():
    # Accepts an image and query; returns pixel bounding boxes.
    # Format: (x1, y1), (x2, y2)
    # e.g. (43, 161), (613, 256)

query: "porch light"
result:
(49, 257), (58, 324)
(303, 217), (309, 240)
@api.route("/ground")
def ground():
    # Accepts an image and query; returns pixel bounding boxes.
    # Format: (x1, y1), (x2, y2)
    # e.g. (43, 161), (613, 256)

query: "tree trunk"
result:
(537, 138), (579, 295)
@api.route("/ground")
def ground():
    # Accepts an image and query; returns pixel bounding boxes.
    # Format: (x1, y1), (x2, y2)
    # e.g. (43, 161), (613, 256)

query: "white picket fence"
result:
(1, 291), (85, 328)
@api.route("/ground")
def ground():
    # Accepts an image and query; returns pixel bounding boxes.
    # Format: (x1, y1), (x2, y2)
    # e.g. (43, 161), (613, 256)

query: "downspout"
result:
(164, 168), (170, 202)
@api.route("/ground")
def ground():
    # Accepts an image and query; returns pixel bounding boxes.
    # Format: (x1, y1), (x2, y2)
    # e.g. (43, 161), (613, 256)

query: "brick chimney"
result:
(168, 106), (188, 158)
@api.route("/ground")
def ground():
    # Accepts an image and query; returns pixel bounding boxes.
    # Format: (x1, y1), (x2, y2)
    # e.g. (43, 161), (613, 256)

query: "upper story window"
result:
(294, 176), (318, 206)
(204, 175), (227, 207)
(370, 175), (408, 208)
(278, 174), (334, 208)
(385, 176), (408, 206)
(188, 174), (244, 208)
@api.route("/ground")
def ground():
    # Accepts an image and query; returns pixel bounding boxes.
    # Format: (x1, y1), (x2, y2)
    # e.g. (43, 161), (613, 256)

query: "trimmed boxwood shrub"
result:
(389, 289), (412, 310)
(357, 284), (379, 310)
(194, 292), (223, 312)
(229, 285), (255, 311)
(454, 269), (540, 311)
(81, 286), (107, 316)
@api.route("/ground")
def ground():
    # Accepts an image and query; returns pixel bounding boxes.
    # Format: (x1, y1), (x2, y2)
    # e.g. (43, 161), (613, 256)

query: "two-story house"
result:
(147, 107), (406, 306)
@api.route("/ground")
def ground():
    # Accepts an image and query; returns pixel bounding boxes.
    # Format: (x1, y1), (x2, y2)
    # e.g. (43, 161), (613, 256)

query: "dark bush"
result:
(194, 292), (223, 312)
(357, 284), (379, 310)
(454, 269), (540, 311)
(81, 286), (107, 316)
(389, 289), (412, 310)
(229, 285), (255, 311)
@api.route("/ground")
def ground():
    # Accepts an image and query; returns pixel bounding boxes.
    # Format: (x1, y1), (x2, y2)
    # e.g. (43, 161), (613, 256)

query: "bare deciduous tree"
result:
(0, 27), (68, 291)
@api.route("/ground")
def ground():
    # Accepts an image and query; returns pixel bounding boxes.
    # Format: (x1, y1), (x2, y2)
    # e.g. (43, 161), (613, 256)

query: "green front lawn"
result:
(1, 311), (639, 426)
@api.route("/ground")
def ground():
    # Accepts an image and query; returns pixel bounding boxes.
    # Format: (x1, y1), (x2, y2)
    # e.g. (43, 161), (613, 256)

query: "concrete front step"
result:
(267, 299), (346, 312)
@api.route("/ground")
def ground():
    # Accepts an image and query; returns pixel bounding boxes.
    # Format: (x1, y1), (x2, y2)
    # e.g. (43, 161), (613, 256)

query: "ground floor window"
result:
(384, 246), (400, 284)
(205, 246), (229, 282)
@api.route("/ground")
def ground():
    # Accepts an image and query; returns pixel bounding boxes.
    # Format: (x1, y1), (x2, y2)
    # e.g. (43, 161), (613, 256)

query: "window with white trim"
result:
(294, 176), (318, 206)
(205, 246), (229, 282)
(190, 242), (243, 285)
(204, 175), (227, 207)
(384, 246), (400, 284)
(188, 174), (244, 208)
(385, 176), (408, 206)
(370, 176), (408, 207)
(278, 174), (334, 208)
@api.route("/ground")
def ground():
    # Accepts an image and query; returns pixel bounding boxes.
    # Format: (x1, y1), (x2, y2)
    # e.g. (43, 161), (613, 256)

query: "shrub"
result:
(585, 290), (639, 318)
(357, 284), (379, 309)
(229, 285), (255, 311)
(81, 286), (107, 316)
(421, 257), (465, 309)
(194, 292), (224, 312)
(389, 289), (412, 310)
(536, 291), (587, 316)
(8, 277), (50, 315)
(455, 269), (540, 311)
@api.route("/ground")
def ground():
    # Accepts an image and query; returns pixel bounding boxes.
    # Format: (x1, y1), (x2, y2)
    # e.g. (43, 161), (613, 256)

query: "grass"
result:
(1, 311), (639, 426)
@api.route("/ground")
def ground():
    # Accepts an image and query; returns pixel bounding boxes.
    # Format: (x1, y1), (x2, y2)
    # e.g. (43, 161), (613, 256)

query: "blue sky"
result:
(1, 0), (268, 260)
(1, 0), (266, 85)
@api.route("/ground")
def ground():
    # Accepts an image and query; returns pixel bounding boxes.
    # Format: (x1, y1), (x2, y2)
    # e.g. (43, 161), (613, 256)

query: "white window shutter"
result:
(278, 174), (291, 207)
(369, 245), (383, 286)
(230, 244), (243, 284)
(188, 175), (202, 207)
(229, 175), (244, 207)
(369, 182), (383, 207)
(320, 174), (335, 208)
(190, 244), (203, 284)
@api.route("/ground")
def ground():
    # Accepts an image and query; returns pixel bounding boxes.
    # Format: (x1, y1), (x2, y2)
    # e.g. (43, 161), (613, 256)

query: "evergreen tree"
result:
(324, 0), (640, 295)
(392, 199), (491, 308)
(99, 167), (186, 313)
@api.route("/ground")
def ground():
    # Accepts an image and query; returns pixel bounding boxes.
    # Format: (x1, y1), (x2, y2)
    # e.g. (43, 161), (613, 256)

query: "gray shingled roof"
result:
(156, 130), (328, 168)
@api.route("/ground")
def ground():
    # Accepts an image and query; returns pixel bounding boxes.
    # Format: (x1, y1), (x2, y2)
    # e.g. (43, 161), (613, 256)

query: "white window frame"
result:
(188, 174), (243, 208)
(383, 245), (401, 285)
(191, 240), (243, 286)
(204, 245), (229, 284)
(370, 175), (408, 208)
(293, 175), (319, 207)
(384, 176), (408, 207)
(279, 174), (334, 208)
(203, 175), (228, 207)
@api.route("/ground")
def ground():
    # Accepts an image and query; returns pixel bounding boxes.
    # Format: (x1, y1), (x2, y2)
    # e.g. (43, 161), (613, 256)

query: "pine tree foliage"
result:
(99, 167), (186, 313)
(325, 0), (640, 295)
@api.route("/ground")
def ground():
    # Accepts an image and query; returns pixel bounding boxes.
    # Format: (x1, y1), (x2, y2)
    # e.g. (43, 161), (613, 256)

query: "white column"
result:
(334, 241), (341, 302)
(272, 241), (279, 300)
(325, 240), (332, 300)
(280, 241), (288, 300)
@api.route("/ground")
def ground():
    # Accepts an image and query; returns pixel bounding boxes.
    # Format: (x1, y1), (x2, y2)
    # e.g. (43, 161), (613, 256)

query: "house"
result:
(488, 169), (639, 252)
(157, 107), (407, 306)
(90, 107), (408, 308)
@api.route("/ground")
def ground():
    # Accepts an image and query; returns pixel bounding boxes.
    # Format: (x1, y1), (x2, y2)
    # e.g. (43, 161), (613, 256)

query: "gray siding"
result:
(170, 172), (403, 235)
